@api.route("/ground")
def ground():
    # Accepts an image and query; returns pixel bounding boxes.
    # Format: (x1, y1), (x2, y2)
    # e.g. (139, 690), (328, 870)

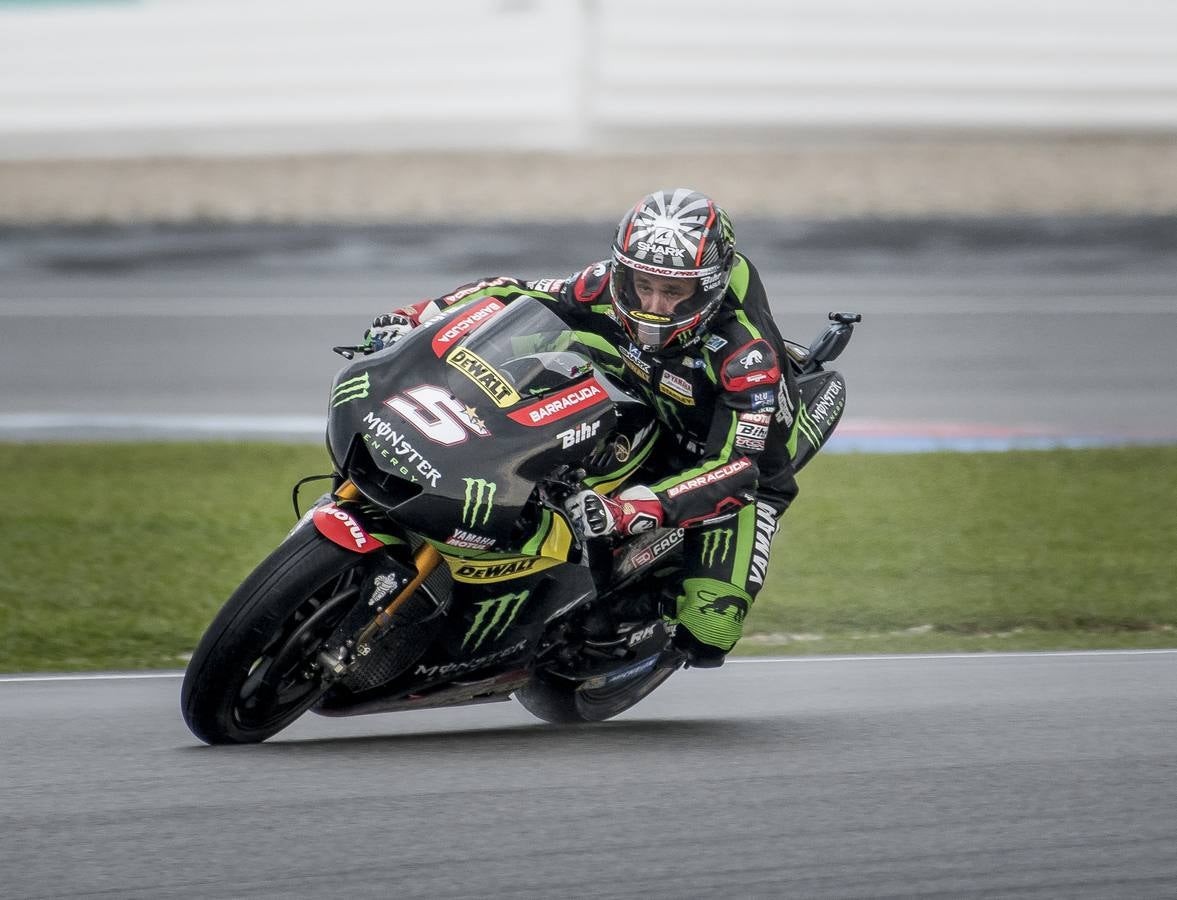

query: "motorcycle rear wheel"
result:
(181, 527), (366, 744)
(515, 658), (679, 724)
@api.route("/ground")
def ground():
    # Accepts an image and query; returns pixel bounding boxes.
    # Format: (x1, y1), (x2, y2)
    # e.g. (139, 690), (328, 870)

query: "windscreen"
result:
(444, 298), (598, 404)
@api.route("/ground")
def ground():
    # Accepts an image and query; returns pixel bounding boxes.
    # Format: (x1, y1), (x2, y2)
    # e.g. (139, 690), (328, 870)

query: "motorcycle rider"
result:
(366, 188), (799, 667)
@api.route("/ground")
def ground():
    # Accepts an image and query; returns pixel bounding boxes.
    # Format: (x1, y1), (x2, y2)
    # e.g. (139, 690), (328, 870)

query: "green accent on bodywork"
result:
(520, 508), (552, 556)
(583, 424), (659, 491)
(676, 577), (753, 651)
(369, 533), (405, 546)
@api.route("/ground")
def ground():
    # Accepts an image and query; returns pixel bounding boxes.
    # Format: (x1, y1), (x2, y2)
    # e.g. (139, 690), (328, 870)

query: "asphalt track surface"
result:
(3, 652), (1177, 899)
(1, 216), (1176, 447)
(2, 219), (1175, 898)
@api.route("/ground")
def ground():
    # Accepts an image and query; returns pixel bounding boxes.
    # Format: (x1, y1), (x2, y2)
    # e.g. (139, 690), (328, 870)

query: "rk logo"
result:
(700, 528), (734, 566)
(462, 478), (497, 527)
(462, 590), (530, 652)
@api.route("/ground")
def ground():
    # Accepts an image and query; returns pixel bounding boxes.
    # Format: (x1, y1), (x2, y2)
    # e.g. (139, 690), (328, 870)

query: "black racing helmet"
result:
(610, 188), (736, 353)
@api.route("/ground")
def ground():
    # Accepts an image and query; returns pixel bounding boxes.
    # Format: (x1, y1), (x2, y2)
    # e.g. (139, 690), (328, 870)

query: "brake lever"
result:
(332, 344), (377, 360)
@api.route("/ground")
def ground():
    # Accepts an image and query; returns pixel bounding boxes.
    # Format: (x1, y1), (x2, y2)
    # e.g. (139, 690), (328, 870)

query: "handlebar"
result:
(802, 311), (862, 373)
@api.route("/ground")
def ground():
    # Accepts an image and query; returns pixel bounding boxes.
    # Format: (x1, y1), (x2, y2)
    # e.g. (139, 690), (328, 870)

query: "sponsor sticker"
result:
(557, 419), (601, 449)
(361, 412), (443, 486)
(809, 379), (844, 426)
(446, 528), (497, 551)
(446, 346), (521, 407)
(332, 372), (370, 407)
(430, 296), (505, 357)
(507, 377), (607, 427)
(312, 504), (385, 554)
(666, 458), (753, 499)
(659, 370), (695, 405)
(450, 555), (562, 583)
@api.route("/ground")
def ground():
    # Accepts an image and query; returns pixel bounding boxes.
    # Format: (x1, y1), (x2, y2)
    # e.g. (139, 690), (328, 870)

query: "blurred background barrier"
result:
(0, 0), (1175, 221)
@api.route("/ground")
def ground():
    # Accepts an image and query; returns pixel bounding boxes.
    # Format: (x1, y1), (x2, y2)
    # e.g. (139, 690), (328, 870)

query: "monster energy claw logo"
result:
(332, 373), (370, 407)
(795, 403), (824, 447)
(462, 590), (529, 652)
(701, 528), (734, 566)
(462, 477), (497, 526)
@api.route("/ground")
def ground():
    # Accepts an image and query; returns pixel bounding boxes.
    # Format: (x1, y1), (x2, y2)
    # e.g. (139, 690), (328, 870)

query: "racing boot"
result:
(672, 626), (728, 669)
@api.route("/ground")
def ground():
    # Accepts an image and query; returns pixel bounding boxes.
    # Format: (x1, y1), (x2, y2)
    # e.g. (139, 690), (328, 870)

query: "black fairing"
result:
(326, 298), (655, 552)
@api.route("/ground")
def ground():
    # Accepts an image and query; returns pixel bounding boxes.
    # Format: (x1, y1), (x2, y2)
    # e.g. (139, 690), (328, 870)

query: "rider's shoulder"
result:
(437, 276), (525, 306)
(568, 260), (611, 304)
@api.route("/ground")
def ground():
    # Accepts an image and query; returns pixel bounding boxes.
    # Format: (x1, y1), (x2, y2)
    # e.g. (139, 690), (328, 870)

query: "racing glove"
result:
(565, 485), (664, 539)
(363, 312), (415, 351)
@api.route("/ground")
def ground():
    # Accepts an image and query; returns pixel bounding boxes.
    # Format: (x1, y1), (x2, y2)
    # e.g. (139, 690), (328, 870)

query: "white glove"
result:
(365, 313), (415, 351)
(564, 489), (617, 539)
(564, 486), (664, 540)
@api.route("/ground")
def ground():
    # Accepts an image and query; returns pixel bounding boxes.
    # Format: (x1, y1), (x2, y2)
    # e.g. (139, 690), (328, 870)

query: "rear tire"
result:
(515, 657), (679, 724)
(181, 527), (367, 744)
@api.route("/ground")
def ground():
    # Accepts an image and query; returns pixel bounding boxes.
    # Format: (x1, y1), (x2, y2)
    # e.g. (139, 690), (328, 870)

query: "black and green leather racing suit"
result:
(388, 254), (799, 653)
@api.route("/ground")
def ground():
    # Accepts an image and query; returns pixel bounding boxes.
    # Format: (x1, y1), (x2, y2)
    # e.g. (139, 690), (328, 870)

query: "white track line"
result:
(3, 649), (1175, 684)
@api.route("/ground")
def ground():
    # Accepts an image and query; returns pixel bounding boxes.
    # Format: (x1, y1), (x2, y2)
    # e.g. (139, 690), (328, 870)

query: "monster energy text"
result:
(462, 478), (497, 526)
(332, 373), (370, 407)
(701, 528), (734, 566)
(462, 590), (529, 652)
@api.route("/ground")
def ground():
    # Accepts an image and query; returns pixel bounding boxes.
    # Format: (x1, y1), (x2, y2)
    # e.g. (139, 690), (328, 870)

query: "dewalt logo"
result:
(462, 590), (530, 652)
(447, 347), (521, 408)
(449, 555), (561, 584)
(700, 528), (734, 566)
(332, 373), (370, 407)
(462, 478), (497, 527)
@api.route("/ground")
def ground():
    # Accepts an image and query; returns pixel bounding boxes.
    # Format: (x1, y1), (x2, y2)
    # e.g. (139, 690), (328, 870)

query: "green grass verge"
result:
(1, 444), (1174, 672)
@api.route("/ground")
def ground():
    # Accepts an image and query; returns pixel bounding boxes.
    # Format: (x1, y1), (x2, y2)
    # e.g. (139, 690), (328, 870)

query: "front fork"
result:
(313, 480), (444, 678)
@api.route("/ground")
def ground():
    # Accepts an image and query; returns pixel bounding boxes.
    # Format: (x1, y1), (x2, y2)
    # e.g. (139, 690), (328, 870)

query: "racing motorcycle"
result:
(181, 296), (860, 744)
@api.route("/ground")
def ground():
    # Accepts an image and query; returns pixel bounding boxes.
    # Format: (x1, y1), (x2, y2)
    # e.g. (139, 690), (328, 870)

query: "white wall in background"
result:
(0, 0), (1174, 159)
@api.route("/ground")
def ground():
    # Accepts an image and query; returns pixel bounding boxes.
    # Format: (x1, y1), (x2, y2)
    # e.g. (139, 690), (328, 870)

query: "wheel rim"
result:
(232, 570), (362, 733)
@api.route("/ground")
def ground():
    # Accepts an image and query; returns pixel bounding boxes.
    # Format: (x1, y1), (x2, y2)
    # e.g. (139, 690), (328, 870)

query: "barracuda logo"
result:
(701, 528), (733, 566)
(332, 373), (370, 407)
(462, 590), (529, 652)
(462, 477), (497, 526)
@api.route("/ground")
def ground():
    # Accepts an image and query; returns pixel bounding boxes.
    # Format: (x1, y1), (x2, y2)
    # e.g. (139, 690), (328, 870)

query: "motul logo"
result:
(313, 504), (384, 554)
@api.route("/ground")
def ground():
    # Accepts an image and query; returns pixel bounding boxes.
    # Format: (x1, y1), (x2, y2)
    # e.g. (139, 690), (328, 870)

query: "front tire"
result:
(181, 527), (367, 744)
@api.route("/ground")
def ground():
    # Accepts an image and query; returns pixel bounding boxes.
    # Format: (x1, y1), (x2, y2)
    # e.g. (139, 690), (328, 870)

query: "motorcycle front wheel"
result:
(181, 527), (366, 744)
